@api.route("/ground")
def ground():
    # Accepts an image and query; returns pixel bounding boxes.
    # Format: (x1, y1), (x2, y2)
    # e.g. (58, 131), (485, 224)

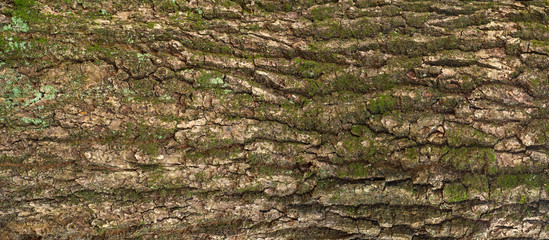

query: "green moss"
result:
(196, 217), (250, 236)
(236, 183), (264, 193)
(446, 124), (497, 147)
(294, 58), (336, 79)
(304, 78), (323, 96)
(248, 153), (297, 177)
(180, 38), (233, 55)
(314, 21), (350, 40)
(386, 35), (420, 56)
(386, 57), (423, 71)
(311, 6), (336, 21)
(194, 171), (205, 181)
(519, 195), (528, 204)
(314, 17), (384, 40)
(80, 122), (175, 158)
(367, 94), (396, 114)
(75, 190), (103, 202)
(343, 137), (362, 152)
(153, 0), (181, 12)
(495, 175), (519, 188)
(495, 174), (541, 189)
(399, 1), (431, 12)
(442, 147), (497, 173)
(463, 173), (489, 193)
(528, 120), (549, 145)
(332, 73), (399, 93)
(444, 183), (468, 203)
(147, 167), (167, 188)
(509, 9), (549, 24)
(137, 164), (162, 172)
(334, 134), (384, 164)
(439, 96), (458, 112)
(0, 154), (27, 165)
(515, 23), (549, 41)
(10, 0), (43, 26)
(258, 165), (288, 176)
(332, 73), (360, 92)
(184, 10), (208, 30)
(197, 70), (226, 88)
(256, 0), (291, 12)
(405, 13), (430, 28)
(141, 142), (159, 156)
(350, 125), (371, 137)
(305, 41), (342, 63)
(425, 36), (460, 53)
(295, 102), (323, 130)
(405, 147), (419, 163)
(14, 0), (36, 8)
(337, 162), (371, 178)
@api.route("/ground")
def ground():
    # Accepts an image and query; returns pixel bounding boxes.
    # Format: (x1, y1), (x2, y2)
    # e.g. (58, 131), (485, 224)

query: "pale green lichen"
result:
(3, 16), (29, 32)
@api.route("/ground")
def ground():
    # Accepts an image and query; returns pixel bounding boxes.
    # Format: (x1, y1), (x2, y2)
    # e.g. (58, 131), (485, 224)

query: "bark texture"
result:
(1, 0), (549, 239)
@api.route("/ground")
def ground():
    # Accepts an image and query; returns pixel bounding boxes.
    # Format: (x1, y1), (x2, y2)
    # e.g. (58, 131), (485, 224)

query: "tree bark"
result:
(1, 0), (548, 239)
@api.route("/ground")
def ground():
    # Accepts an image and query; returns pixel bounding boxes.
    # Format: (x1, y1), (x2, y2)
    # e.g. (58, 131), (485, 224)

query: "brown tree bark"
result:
(1, 0), (548, 239)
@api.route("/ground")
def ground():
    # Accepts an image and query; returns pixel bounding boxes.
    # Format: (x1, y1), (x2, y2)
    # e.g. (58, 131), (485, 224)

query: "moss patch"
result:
(441, 147), (497, 173)
(463, 173), (489, 193)
(368, 94), (396, 114)
(444, 183), (468, 203)
(495, 174), (542, 189)
(337, 162), (372, 178)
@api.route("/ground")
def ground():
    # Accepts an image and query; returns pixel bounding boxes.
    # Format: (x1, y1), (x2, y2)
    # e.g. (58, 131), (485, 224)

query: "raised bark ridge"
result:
(0, 0), (548, 239)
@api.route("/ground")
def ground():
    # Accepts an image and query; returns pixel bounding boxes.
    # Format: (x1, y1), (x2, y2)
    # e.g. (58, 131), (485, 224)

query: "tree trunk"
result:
(1, 0), (548, 239)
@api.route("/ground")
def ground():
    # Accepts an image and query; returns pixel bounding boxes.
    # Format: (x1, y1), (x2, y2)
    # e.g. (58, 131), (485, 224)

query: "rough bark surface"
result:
(1, 0), (549, 239)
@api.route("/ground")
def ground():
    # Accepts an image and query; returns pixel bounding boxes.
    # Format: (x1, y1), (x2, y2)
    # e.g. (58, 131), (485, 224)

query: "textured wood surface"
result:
(0, 0), (548, 239)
